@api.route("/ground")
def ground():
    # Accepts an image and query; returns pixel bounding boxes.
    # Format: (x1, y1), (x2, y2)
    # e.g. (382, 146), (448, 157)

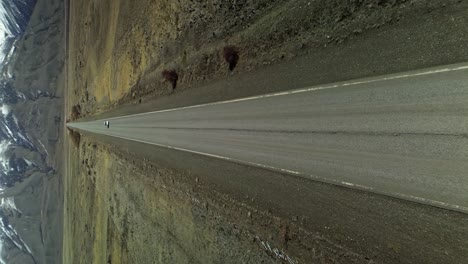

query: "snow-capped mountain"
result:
(0, 0), (37, 187)
(0, 102), (37, 189)
(0, 1), (41, 264)
(0, 0), (36, 68)
(0, 197), (36, 264)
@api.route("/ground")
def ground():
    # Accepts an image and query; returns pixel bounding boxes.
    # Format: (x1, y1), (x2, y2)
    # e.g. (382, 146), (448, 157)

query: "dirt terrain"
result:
(65, 0), (468, 263)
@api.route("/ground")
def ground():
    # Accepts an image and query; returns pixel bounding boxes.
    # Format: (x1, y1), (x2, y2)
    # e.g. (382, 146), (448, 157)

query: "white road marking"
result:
(102, 132), (302, 175)
(103, 62), (468, 121)
(87, 130), (468, 214)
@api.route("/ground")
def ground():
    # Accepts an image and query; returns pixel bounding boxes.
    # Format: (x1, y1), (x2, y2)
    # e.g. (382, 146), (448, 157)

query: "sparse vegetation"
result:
(70, 104), (81, 121)
(67, 128), (81, 148)
(162, 70), (178, 89)
(223, 46), (239, 71)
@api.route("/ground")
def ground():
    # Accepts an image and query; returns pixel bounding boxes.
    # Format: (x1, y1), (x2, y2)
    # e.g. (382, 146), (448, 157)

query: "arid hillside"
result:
(68, 0), (468, 117)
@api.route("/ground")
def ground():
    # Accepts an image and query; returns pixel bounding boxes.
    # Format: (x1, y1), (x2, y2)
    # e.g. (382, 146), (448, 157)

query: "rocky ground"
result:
(65, 0), (468, 263)
(65, 136), (290, 263)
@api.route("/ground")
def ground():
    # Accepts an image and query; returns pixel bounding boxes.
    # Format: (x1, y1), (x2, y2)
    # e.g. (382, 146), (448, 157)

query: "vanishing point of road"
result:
(69, 62), (468, 214)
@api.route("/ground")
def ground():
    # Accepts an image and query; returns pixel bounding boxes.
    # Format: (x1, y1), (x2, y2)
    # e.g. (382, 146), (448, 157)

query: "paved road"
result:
(69, 63), (468, 213)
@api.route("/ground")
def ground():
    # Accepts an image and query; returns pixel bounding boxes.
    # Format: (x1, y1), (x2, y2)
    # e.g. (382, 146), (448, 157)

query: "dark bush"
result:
(71, 104), (81, 121)
(223, 46), (239, 71)
(68, 128), (81, 148)
(162, 70), (178, 89)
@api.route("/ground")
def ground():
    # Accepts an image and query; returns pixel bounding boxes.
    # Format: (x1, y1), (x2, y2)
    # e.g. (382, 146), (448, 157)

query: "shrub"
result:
(67, 128), (81, 148)
(223, 46), (239, 71)
(71, 104), (81, 121)
(162, 70), (178, 89)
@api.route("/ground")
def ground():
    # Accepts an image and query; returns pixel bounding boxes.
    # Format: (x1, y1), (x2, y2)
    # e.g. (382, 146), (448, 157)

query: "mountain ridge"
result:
(0, 0), (36, 70)
(0, 0), (63, 263)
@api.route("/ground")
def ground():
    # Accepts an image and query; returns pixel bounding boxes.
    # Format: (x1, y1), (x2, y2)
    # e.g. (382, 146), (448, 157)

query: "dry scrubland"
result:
(65, 136), (296, 263)
(65, 0), (468, 263)
(68, 0), (468, 117)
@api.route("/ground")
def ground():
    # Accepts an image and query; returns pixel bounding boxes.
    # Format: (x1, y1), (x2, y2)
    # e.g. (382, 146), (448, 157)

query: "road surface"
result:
(69, 62), (468, 213)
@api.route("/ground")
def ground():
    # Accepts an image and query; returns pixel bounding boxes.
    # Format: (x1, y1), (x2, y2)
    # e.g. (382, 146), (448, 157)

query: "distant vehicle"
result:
(104, 121), (110, 128)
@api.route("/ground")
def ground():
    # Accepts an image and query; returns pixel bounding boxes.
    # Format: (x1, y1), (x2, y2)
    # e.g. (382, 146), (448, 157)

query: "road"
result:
(69, 62), (468, 214)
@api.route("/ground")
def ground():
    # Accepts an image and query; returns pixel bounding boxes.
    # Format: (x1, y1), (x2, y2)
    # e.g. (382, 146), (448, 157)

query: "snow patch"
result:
(37, 139), (48, 156)
(0, 197), (17, 211)
(0, 105), (9, 116)
(0, 140), (10, 173)
(23, 159), (34, 167)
